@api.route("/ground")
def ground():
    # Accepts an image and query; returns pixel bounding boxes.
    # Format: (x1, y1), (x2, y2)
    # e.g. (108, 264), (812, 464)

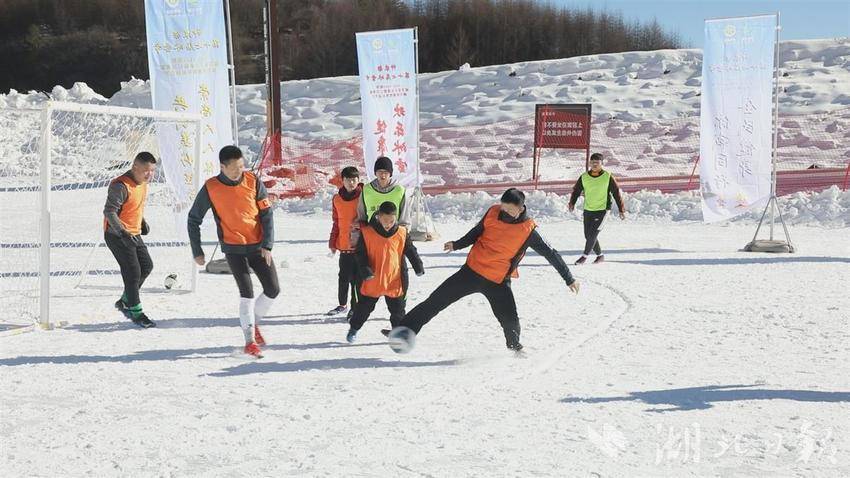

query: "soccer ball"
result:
(163, 273), (178, 290)
(387, 326), (416, 354)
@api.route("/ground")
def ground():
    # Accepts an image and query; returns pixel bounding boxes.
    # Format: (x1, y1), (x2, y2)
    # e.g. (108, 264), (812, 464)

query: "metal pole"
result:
(413, 27), (425, 228)
(38, 103), (53, 329)
(267, 0), (282, 163)
(191, 119), (203, 292)
(262, 5), (270, 91)
(768, 12), (782, 241)
(224, 0), (239, 146)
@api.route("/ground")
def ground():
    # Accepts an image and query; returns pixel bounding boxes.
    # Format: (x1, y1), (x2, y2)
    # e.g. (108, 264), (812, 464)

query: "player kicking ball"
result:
(388, 188), (579, 355)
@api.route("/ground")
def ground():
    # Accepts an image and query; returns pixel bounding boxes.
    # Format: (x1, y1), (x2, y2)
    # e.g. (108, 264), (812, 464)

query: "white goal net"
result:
(0, 101), (203, 330)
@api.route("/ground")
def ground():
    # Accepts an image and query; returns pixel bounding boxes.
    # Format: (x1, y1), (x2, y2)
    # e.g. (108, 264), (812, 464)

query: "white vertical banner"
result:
(699, 14), (777, 223)
(145, 0), (234, 221)
(356, 28), (420, 187)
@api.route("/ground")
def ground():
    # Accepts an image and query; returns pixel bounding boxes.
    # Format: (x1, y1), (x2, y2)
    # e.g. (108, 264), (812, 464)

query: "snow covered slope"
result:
(3, 38), (848, 140)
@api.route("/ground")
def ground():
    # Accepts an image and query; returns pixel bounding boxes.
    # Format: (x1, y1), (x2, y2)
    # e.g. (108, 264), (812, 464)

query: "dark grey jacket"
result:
(187, 172), (274, 258)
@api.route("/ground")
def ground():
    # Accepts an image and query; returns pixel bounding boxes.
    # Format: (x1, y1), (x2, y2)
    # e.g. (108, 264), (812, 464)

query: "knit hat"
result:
(374, 156), (393, 175)
(500, 188), (526, 206)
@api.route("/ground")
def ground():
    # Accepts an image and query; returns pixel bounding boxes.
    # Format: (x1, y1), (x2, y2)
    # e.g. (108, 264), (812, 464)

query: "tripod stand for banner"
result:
(745, 12), (795, 253)
(409, 26), (438, 242)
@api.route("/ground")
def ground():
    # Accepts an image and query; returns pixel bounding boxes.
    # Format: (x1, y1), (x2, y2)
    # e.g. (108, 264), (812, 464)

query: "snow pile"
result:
(2, 39), (848, 184)
(274, 186), (850, 227)
(2, 39), (847, 141)
(136, 39), (850, 143)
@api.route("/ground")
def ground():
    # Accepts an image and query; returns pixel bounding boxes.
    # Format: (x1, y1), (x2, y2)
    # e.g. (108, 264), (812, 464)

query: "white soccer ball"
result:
(163, 273), (178, 290)
(387, 326), (416, 354)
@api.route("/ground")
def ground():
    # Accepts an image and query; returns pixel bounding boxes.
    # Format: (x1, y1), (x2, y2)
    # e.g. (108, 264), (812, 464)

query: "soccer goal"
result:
(0, 101), (203, 331)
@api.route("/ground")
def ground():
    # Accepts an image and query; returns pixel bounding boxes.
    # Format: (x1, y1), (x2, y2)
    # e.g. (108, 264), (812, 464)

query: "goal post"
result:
(0, 101), (203, 330)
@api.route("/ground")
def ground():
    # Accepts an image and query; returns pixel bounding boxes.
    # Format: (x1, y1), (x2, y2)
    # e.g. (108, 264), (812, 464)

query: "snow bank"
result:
(2, 39), (847, 141)
(275, 186), (850, 227)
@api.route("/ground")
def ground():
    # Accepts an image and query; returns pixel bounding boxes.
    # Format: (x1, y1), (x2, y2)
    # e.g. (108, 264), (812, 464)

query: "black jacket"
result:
(187, 172), (274, 258)
(453, 207), (575, 285)
(354, 216), (425, 295)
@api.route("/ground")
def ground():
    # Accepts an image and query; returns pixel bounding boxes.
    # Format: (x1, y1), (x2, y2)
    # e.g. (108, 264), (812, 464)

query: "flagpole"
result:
(413, 27), (424, 230)
(223, 0), (239, 146)
(745, 11), (794, 252)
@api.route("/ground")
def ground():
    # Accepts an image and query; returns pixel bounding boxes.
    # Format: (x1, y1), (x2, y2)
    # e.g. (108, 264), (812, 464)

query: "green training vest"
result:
(580, 171), (611, 212)
(362, 183), (406, 221)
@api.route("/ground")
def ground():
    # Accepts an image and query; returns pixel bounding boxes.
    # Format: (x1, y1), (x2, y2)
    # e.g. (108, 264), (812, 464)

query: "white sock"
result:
(239, 297), (256, 343)
(254, 293), (275, 325)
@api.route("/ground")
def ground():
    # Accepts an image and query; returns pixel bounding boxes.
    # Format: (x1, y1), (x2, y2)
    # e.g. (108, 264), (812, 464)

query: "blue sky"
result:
(552, 0), (850, 47)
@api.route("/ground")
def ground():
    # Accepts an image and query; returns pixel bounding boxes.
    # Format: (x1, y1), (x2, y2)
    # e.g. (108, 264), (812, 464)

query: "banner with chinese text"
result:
(356, 28), (420, 186)
(145, 0), (233, 219)
(699, 15), (776, 222)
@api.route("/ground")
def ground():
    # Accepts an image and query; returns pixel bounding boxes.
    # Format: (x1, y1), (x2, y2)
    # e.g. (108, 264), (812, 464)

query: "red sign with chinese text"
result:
(534, 104), (592, 149)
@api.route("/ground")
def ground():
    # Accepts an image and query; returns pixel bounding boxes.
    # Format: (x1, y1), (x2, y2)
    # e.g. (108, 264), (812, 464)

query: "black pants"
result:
(400, 265), (521, 347)
(582, 210), (607, 256)
(349, 293), (406, 331)
(337, 252), (358, 308)
(225, 252), (281, 299)
(104, 232), (153, 307)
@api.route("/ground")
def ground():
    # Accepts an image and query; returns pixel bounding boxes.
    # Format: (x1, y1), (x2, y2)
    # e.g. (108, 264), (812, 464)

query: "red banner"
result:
(534, 104), (592, 149)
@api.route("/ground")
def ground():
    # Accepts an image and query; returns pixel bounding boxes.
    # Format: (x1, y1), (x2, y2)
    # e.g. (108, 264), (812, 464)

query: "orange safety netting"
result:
(257, 106), (850, 198)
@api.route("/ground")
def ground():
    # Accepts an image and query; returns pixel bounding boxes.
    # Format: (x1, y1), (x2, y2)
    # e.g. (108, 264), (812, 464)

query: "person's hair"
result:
(501, 188), (525, 206)
(590, 152), (604, 162)
(219, 145), (243, 165)
(134, 152), (157, 164)
(341, 166), (360, 179)
(374, 156), (393, 175)
(377, 201), (398, 216)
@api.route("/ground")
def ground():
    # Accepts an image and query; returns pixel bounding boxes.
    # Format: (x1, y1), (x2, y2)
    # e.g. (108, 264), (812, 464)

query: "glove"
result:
(141, 220), (150, 236)
(416, 270), (425, 277)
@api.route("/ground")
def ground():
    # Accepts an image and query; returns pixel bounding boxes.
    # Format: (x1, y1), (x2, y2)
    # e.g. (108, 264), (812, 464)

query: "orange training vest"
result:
(465, 205), (536, 283)
(206, 172), (270, 246)
(103, 175), (147, 235)
(333, 193), (359, 251)
(359, 225), (407, 298)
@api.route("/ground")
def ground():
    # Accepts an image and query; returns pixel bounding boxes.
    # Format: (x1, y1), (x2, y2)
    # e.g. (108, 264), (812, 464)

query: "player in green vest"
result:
(356, 156), (410, 225)
(568, 153), (626, 265)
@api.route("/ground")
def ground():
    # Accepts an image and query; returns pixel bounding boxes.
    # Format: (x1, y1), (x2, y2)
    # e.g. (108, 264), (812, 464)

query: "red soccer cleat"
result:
(244, 342), (263, 358)
(254, 325), (266, 347)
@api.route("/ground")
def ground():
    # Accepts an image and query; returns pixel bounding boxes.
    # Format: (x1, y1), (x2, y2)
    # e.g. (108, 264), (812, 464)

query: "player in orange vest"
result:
(188, 146), (279, 358)
(389, 188), (580, 354)
(327, 166), (363, 318)
(346, 201), (424, 343)
(103, 151), (157, 328)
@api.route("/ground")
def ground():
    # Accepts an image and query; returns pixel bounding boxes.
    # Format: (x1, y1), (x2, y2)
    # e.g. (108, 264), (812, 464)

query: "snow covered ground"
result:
(2, 211), (849, 476)
(1, 36), (849, 477)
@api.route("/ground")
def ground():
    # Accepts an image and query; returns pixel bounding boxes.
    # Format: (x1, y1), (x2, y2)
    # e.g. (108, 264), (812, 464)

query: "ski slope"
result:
(2, 214), (848, 476)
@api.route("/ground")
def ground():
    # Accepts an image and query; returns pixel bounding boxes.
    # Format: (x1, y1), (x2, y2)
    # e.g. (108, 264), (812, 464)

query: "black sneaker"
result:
(507, 341), (524, 352)
(346, 328), (357, 343)
(326, 305), (348, 316)
(593, 255), (605, 264)
(132, 313), (156, 329)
